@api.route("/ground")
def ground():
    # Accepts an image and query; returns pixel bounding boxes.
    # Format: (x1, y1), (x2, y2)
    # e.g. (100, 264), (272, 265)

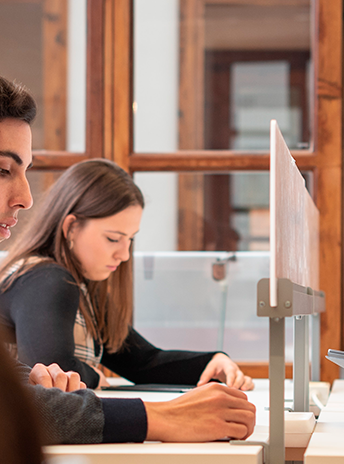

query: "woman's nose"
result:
(116, 240), (131, 263)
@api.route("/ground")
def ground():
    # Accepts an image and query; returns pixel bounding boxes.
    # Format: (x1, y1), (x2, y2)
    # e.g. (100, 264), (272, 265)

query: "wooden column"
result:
(85, 0), (104, 159)
(42, 0), (67, 150)
(316, 0), (342, 382)
(104, 0), (132, 171)
(178, 0), (205, 251)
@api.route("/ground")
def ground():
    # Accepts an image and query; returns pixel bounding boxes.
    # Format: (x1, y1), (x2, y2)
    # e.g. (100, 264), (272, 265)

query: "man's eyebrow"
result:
(0, 150), (32, 169)
(0, 150), (23, 166)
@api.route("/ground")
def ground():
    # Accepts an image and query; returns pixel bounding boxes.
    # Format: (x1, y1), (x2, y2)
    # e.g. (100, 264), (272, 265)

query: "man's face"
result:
(0, 118), (33, 243)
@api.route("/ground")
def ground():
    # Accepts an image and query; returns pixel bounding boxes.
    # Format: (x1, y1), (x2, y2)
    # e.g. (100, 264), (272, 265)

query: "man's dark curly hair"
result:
(0, 76), (36, 125)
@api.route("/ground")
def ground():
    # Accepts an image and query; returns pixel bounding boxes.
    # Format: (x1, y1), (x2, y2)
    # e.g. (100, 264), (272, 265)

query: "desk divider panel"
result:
(270, 119), (312, 308)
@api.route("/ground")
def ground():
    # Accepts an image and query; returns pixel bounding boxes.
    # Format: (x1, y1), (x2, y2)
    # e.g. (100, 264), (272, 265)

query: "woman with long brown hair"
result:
(0, 158), (253, 390)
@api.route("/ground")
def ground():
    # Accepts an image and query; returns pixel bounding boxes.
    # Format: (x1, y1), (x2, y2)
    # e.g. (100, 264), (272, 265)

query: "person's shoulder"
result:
(17, 261), (77, 290)
(26, 261), (74, 278)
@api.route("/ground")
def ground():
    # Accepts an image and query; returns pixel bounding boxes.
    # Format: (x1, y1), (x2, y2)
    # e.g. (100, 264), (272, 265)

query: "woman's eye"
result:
(106, 237), (118, 243)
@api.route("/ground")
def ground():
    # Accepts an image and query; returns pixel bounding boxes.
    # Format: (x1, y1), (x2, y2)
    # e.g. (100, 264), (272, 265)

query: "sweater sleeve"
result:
(14, 360), (147, 444)
(101, 327), (219, 385)
(3, 264), (100, 388)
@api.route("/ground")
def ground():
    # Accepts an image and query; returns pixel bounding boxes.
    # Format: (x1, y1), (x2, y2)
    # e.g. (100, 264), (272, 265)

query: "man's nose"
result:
(9, 176), (33, 210)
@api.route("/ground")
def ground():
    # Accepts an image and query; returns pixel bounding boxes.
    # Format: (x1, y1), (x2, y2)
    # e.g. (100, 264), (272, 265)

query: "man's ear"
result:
(62, 214), (77, 240)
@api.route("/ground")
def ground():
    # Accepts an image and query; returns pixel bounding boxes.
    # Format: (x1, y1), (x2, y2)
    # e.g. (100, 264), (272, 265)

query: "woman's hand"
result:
(197, 353), (254, 391)
(145, 382), (256, 442)
(92, 366), (110, 389)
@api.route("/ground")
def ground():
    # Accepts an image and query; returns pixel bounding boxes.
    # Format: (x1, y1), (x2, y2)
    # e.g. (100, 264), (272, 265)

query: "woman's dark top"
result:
(0, 263), (217, 388)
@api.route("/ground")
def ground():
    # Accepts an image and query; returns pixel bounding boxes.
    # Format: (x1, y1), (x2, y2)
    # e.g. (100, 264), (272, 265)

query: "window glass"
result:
(134, 171), (270, 252)
(0, 0), (86, 152)
(134, 0), (312, 152)
(133, 250), (294, 362)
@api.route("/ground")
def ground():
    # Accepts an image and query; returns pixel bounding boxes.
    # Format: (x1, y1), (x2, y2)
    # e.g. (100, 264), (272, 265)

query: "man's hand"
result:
(197, 353), (254, 391)
(29, 363), (86, 392)
(145, 382), (256, 442)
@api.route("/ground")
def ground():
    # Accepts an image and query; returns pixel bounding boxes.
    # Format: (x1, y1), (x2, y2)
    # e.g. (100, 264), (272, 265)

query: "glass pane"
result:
(0, 0), (86, 152)
(133, 250), (294, 361)
(134, 171), (270, 252)
(133, 0), (312, 152)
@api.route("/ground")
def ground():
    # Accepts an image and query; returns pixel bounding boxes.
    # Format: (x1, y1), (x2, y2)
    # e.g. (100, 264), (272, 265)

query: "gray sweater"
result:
(14, 361), (147, 444)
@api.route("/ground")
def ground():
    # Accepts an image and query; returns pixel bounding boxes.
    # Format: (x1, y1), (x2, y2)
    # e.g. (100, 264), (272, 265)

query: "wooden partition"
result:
(270, 119), (320, 307)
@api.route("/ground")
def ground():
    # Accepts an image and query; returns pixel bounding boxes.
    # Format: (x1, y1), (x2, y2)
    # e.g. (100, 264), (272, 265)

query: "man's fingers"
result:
(48, 364), (69, 391)
(28, 363), (53, 388)
(66, 371), (85, 391)
(29, 363), (86, 391)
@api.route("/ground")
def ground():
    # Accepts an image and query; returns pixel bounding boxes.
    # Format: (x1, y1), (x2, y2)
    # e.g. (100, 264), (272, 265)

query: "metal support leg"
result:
(311, 313), (320, 381)
(293, 315), (309, 411)
(269, 317), (285, 464)
(216, 281), (228, 351)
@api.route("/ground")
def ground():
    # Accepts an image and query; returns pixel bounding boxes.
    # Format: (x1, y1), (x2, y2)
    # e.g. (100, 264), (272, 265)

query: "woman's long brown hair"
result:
(0, 159), (144, 352)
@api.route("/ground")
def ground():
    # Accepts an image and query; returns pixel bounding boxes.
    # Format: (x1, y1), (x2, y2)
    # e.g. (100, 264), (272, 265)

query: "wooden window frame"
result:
(30, 0), (103, 169)
(110, 0), (342, 383)
(14, 0), (340, 382)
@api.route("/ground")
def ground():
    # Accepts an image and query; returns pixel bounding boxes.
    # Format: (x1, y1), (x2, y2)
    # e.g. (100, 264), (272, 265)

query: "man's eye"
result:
(0, 168), (10, 176)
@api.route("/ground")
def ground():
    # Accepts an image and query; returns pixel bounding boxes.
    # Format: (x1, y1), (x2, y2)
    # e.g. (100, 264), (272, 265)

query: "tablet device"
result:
(325, 349), (344, 368)
(101, 384), (195, 393)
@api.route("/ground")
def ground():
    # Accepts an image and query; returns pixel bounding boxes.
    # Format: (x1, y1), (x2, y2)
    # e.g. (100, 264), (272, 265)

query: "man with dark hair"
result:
(0, 76), (37, 124)
(0, 75), (255, 445)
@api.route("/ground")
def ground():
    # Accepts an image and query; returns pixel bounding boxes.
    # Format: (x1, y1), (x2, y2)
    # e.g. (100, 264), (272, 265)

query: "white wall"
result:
(67, 0), (86, 152)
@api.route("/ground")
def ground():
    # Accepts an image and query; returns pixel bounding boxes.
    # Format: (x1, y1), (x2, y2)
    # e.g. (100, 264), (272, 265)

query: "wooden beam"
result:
(237, 362), (293, 380)
(103, 0), (132, 171)
(316, 0), (342, 383)
(85, 0), (104, 158)
(42, 0), (67, 150)
(129, 151), (321, 172)
(32, 151), (88, 169)
(103, 0), (115, 161)
(113, 0), (132, 171)
(205, 0), (309, 5)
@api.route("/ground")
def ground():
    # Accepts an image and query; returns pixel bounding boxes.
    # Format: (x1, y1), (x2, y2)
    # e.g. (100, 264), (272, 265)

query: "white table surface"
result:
(304, 379), (344, 463)
(44, 378), (322, 464)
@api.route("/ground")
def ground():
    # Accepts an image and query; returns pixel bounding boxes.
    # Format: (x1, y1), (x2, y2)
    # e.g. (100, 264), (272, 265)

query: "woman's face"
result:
(66, 205), (143, 281)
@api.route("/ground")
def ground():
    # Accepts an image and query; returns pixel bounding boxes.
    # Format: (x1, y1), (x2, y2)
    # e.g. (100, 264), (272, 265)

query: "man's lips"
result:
(0, 218), (18, 239)
(0, 217), (18, 228)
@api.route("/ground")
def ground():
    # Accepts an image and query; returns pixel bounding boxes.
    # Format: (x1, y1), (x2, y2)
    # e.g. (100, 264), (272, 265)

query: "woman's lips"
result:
(106, 265), (118, 272)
